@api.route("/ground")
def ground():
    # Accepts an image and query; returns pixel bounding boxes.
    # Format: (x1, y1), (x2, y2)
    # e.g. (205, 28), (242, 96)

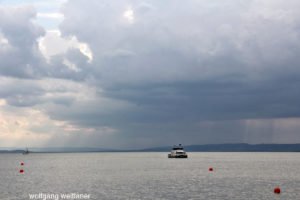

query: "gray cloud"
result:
(0, 6), (47, 78)
(1, 1), (300, 147)
(0, 5), (90, 81)
(55, 0), (300, 147)
(58, 1), (300, 117)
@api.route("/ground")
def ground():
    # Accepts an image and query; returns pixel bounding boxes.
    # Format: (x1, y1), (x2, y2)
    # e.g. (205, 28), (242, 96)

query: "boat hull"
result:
(168, 154), (188, 158)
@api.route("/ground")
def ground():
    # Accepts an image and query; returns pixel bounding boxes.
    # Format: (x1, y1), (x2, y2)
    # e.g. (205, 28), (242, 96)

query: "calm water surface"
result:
(0, 152), (299, 200)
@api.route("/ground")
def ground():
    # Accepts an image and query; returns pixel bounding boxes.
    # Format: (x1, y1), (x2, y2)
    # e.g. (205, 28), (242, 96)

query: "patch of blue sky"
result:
(0, 0), (65, 30)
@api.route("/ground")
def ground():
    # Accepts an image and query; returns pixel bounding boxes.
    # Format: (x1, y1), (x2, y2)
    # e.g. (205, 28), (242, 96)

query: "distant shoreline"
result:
(1, 143), (300, 153)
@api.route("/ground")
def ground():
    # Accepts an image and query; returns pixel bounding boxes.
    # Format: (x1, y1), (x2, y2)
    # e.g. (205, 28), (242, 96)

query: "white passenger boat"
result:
(168, 144), (188, 158)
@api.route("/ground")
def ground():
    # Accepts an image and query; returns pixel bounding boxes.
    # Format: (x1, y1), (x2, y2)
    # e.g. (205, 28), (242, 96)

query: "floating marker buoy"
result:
(21, 162), (24, 166)
(209, 167), (213, 171)
(19, 169), (24, 173)
(274, 187), (281, 194)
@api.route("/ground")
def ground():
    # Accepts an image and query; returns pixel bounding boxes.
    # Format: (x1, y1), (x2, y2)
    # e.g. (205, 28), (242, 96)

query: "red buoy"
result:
(21, 162), (24, 166)
(209, 167), (213, 172)
(19, 169), (24, 173)
(274, 187), (281, 194)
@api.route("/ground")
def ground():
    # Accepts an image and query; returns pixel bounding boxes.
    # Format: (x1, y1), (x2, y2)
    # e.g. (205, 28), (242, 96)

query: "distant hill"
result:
(140, 143), (300, 152)
(0, 147), (116, 153)
(0, 147), (126, 153)
(0, 150), (26, 154)
(28, 147), (116, 153)
(1, 144), (300, 153)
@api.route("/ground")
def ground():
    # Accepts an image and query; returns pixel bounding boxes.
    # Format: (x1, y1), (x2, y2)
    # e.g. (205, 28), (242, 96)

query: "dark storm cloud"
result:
(58, 0), (300, 120)
(1, 1), (300, 147)
(47, 0), (300, 146)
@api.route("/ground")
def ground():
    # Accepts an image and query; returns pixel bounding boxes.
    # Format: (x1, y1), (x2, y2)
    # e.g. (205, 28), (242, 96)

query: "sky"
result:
(0, 0), (300, 149)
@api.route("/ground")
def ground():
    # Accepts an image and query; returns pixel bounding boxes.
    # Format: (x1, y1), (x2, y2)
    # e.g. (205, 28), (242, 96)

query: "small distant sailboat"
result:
(22, 148), (29, 155)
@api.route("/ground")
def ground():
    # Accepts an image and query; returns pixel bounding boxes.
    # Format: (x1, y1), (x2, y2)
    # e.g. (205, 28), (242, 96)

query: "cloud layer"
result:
(1, 0), (300, 148)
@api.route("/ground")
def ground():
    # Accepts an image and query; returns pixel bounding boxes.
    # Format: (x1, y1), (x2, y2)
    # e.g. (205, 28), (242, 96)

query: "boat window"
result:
(173, 148), (183, 150)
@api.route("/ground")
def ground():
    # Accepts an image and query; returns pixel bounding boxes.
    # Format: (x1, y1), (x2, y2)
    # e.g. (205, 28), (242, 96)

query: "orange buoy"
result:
(19, 169), (24, 173)
(209, 167), (213, 172)
(21, 162), (24, 166)
(274, 187), (281, 194)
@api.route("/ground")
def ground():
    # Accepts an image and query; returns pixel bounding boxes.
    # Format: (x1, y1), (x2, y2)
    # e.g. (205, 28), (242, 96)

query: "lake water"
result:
(0, 152), (299, 200)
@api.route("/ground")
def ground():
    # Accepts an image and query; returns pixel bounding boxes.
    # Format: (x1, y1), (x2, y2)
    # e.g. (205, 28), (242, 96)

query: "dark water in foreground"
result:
(0, 152), (299, 200)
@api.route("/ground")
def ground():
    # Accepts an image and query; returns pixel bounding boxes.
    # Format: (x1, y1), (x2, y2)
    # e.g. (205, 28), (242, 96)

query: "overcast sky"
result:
(0, 0), (300, 149)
